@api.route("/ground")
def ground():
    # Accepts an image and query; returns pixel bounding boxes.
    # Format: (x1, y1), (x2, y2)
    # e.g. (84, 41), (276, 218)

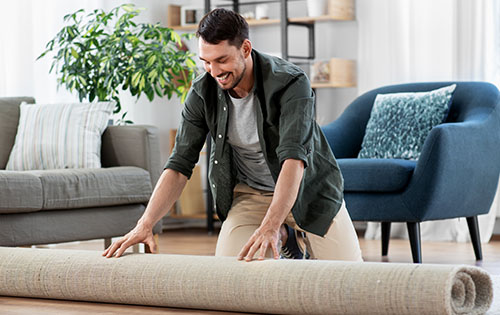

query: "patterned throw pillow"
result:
(6, 102), (114, 170)
(358, 84), (456, 160)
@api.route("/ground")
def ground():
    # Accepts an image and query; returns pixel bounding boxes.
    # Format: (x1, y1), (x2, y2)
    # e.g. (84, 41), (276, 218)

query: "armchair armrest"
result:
(321, 110), (368, 159)
(321, 91), (376, 159)
(101, 125), (162, 187)
(405, 115), (500, 220)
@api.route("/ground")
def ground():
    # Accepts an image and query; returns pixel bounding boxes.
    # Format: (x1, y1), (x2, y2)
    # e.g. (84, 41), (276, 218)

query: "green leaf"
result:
(131, 72), (141, 87)
(145, 88), (154, 101)
(139, 75), (145, 90)
(146, 55), (156, 68)
(71, 48), (79, 58)
(148, 69), (158, 81)
(170, 31), (181, 46)
(122, 4), (135, 13)
(185, 58), (196, 69)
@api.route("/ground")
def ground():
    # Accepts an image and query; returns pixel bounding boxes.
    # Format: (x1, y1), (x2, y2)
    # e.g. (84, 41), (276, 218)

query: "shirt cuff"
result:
(276, 144), (310, 168)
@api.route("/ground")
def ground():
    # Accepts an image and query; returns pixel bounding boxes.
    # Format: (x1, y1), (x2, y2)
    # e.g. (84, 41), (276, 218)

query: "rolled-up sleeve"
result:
(164, 89), (209, 179)
(275, 74), (315, 168)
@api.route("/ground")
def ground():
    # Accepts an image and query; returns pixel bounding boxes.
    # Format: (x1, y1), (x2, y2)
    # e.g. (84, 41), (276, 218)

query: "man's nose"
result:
(211, 64), (222, 77)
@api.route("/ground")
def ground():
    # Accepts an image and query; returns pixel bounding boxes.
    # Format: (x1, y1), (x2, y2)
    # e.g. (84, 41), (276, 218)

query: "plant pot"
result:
(307, 0), (327, 17)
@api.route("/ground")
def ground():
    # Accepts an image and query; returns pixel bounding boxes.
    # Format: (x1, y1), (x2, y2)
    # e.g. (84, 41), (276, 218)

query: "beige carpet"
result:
(488, 275), (500, 314)
(0, 247), (493, 315)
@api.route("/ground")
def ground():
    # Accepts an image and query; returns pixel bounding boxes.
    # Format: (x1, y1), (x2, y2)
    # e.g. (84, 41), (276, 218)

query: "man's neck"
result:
(229, 56), (254, 99)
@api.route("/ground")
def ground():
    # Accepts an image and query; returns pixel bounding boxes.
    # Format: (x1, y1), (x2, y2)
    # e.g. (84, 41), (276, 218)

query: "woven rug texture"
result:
(0, 247), (493, 315)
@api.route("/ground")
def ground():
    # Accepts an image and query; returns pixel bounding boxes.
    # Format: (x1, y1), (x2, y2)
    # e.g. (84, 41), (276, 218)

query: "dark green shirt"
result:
(165, 49), (343, 236)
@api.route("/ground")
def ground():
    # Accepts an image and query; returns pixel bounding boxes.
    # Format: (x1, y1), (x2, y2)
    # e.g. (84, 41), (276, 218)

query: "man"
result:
(104, 8), (362, 262)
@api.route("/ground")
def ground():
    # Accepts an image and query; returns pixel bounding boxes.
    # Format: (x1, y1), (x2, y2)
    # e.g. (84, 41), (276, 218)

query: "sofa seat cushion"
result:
(29, 166), (153, 210)
(0, 171), (43, 213)
(338, 159), (416, 192)
(0, 167), (152, 213)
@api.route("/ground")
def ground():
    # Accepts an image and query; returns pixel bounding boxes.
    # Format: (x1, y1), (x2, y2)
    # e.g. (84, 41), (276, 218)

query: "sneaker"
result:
(280, 225), (309, 259)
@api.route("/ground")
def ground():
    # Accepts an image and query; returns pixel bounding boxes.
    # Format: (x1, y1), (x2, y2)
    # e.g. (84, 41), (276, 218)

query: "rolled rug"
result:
(0, 247), (492, 314)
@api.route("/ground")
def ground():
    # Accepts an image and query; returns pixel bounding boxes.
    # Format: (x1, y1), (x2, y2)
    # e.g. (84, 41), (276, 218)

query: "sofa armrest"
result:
(101, 125), (162, 187)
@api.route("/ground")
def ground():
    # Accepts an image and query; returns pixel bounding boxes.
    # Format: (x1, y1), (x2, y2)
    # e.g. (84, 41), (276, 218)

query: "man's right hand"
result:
(102, 223), (157, 258)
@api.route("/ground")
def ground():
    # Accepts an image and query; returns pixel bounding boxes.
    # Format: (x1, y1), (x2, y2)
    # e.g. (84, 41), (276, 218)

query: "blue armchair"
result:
(322, 82), (500, 263)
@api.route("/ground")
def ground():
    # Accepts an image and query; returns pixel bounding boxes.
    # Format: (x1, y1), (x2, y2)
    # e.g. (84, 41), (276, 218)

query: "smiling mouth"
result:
(217, 73), (230, 84)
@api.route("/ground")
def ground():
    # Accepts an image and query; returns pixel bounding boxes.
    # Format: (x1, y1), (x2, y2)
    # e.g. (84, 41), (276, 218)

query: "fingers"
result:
(103, 238), (124, 258)
(146, 236), (158, 254)
(271, 240), (280, 260)
(257, 241), (270, 261)
(113, 239), (133, 258)
(245, 240), (262, 262)
(237, 238), (253, 260)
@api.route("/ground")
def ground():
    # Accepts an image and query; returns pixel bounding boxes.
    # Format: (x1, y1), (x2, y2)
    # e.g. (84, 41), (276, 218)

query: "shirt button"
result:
(214, 160), (218, 164)
(218, 134), (222, 138)
(212, 184), (216, 188)
(223, 106), (227, 111)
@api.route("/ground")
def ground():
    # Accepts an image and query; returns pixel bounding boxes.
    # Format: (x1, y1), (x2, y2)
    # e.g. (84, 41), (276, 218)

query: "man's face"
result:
(198, 39), (247, 91)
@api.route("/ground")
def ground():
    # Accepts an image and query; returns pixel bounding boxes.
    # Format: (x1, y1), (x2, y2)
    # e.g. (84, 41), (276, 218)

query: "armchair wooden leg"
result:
(407, 222), (422, 263)
(381, 222), (391, 256)
(466, 216), (483, 261)
(145, 234), (160, 254)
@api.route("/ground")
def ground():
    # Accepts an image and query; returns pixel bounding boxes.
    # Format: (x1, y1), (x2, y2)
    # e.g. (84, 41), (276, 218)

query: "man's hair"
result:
(196, 8), (249, 47)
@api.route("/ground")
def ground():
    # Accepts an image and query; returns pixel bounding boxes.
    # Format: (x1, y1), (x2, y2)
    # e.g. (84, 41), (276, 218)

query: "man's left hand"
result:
(237, 225), (281, 261)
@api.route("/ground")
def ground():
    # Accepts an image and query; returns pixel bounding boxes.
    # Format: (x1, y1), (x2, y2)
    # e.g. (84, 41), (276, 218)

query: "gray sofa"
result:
(0, 97), (162, 247)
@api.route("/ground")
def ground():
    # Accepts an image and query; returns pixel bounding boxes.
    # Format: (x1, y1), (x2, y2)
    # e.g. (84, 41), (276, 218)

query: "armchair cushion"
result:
(358, 84), (455, 160)
(338, 159), (416, 192)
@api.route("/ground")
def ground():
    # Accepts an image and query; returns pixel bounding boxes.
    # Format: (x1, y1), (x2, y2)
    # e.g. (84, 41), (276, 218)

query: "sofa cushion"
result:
(0, 97), (35, 169)
(27, 166), (153, 210)
(6, 101), (114, 171)
(0, 171), (43, 213)
(338, 159), (416, 192)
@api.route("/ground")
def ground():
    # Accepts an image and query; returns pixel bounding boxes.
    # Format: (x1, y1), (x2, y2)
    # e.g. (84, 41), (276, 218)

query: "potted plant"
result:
(38, 4), (197, 124)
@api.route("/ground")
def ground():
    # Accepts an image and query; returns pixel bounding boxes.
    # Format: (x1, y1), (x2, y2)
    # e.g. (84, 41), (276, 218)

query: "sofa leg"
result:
(132, 244), (140, 253)
(104, 238), (112, 250)
(381, 222), (391, 256)
(406, 222), (422, 263)
(145, 234), (160, 254)
(466, 216), (483, 261)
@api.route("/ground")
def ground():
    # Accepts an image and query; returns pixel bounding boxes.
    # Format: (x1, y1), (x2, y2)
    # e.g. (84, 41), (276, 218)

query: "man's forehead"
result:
(198, 39), (235, 60)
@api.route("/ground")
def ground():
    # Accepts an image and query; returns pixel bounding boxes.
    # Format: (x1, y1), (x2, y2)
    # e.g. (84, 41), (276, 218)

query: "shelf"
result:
(170, 15), (352, 31)
(170, 24), (198, 31)
(289, 14), (353, 23)
(310, 58), (356, 88)
(311, 82), (355, 89)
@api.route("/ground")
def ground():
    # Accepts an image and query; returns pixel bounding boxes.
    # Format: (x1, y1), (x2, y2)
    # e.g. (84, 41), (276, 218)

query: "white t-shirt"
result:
(227, 91), (275, 191)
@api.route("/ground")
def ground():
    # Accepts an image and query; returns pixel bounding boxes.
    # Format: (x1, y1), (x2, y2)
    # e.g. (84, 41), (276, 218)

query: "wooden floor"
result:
(1, 227), (500, 314)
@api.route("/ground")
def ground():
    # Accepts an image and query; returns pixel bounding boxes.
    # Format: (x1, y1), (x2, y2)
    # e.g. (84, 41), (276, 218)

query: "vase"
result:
(307, 0), (327, 17)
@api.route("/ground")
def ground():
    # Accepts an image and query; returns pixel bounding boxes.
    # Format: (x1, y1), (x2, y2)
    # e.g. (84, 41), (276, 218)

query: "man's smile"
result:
(217, 72), (231, 84)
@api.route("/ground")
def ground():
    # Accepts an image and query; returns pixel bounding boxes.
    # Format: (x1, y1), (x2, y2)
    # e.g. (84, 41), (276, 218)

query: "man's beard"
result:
(220, 57), (246, 91)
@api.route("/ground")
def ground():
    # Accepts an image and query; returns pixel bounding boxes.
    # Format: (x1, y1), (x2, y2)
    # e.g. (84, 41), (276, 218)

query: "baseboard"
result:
(494, 217), (500, 235)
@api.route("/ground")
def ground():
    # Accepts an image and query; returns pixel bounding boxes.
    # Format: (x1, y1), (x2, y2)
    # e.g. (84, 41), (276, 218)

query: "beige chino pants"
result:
(215, 183), (363, 261)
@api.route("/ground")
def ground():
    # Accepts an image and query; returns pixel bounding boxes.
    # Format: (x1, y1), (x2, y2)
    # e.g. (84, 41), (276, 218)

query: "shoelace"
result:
(279, 230), (309, 259)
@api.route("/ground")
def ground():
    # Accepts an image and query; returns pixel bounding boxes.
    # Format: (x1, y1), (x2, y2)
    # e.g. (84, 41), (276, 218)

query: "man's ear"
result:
(241, 39), (252, 58)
